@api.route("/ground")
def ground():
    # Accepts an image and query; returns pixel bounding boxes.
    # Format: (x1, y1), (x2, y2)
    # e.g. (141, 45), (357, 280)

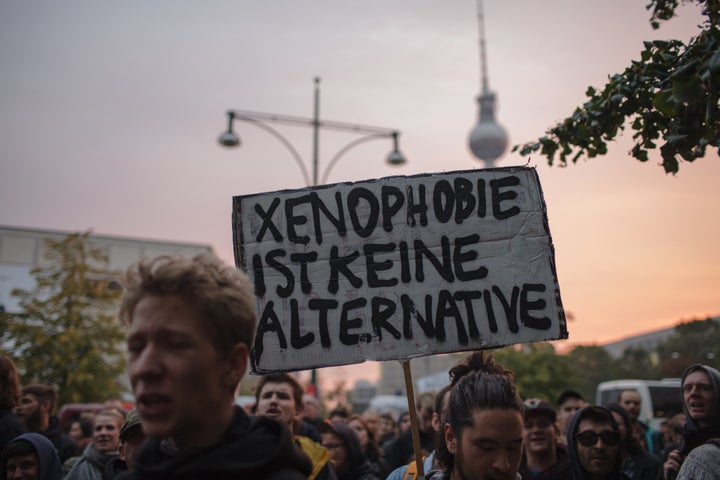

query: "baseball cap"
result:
(524, 398), (556, 422)
(119, 409), (142, 442)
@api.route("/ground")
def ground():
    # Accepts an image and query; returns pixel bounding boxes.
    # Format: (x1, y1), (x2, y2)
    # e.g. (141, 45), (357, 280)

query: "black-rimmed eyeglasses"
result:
(575, 430), (620, 447)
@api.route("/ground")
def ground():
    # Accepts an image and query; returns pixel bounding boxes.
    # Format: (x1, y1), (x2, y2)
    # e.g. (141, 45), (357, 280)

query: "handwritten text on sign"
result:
(233, 167), (567, 374)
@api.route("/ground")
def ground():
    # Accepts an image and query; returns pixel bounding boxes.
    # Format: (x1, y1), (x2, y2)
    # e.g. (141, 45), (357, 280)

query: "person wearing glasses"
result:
(566, 405), (628, 480)
(318, 422), (381, 480)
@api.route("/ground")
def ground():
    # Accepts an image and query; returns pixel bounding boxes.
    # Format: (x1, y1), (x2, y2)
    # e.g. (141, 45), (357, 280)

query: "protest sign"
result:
(233, 166), (567, 374)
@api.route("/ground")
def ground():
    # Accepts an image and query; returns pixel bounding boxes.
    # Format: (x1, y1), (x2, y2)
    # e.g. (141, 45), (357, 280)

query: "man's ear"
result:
(444, 423), (457, 454)
(119, 443), (127, 461)
(40, 399), (52, 415)
(224, 343), (248, 389)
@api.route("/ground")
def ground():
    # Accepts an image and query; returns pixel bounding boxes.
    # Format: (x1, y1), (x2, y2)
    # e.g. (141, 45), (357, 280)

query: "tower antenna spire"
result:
(477, 0), (489, 94)
(468, 0), (509, 167)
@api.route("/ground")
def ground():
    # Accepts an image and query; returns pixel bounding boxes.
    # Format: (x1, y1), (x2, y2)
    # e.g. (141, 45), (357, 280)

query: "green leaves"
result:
(3, 232), (125, 405)
(513, 0), (720, 173)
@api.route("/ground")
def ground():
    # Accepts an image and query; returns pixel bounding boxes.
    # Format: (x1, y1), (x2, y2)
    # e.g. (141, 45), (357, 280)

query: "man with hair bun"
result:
(429, 351), (524, 480)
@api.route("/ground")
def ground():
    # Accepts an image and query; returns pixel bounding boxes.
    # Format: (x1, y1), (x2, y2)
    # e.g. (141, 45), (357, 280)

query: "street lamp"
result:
(218, 77), (406, 186)
(218, 77), (406, 398)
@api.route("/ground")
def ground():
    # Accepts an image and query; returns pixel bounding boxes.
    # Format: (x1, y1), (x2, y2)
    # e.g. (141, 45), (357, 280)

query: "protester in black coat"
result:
(1, 433), (63, 480)
(566, 406), (629, 480)
(319, 422), (381, 480)
(129, 408), (311, 480)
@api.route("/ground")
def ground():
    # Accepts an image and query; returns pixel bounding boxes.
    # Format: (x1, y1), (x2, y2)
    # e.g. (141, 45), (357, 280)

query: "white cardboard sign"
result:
(233, 167), (567, 374)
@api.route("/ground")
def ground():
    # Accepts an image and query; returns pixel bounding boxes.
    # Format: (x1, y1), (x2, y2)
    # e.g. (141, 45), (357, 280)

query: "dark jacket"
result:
(381, 428), (434, 472)
(1, 432), (63, 480)
(0, 409), (27, 452)
(324, 423), (381, 480)
(127, 407), (311, 480)
(519, 444), (572, 480)
(566, 406), (628, 480)
(605, 403), (661, 480)
(43, 416), (80, 463)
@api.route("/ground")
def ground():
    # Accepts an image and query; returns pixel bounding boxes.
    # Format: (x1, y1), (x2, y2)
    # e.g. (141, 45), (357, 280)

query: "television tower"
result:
(468, 0), (509, 167)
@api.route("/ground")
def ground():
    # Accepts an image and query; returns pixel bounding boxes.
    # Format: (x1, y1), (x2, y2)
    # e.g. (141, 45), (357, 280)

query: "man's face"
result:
(446, 408), (523, 480)
(418, 406), (434, 433)
(398, 414), (411, 433)
(522, 414), (556, 456)
(321, 432), (348, 473)
(683, 370), (715, 428)
(557, 398), (584, 434)
(126, 294), (247, 450)
(16, 394), (45, 431)
(5, 453), (40, 480)
(575, 419), (620, 478)
(362, 412), (379, 436)
(348, 418), (369, 448)
(92, 414), (121, 453)
(619, 391), (641, 421)
(68, 422), (83, 441)
(256, 381), (301, 430)
(378, 416), (395, 437)
(302, 394), (320, 419)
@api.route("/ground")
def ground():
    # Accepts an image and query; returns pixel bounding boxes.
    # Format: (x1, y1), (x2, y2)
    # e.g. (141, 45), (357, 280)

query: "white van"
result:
(595, 378), (682, 429)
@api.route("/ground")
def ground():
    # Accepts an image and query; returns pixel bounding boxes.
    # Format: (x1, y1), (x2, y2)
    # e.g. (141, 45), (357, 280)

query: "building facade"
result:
(0, 225), (213, 313)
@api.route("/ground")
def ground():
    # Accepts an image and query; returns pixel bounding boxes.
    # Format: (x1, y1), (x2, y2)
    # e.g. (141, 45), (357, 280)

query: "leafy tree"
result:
(563, 345), (618, 401)
(0, 232), (125, 405)
(613, 346), (661, 379)
(514, 0), (720, 173)
(493, 342), (572, 402)
(656, 316), (720, 376)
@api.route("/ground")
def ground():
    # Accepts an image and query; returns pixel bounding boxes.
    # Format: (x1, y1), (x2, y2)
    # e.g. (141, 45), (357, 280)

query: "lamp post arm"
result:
(320, 133), (392, 185)
(231, 115), (312, 186)
(227, 110), (398, 137)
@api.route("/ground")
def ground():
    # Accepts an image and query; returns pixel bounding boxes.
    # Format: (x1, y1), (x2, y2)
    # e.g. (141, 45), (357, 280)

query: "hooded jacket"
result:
(566, 406), (627, 480)
(319, 422), (380, 480)
(1, 432), (63, 480)
(43, 416), (80, 463)
(679, 364), (720, 454)
(127, 407), (311, 480)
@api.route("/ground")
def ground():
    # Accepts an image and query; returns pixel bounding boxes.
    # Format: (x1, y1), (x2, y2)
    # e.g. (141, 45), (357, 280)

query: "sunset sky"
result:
(2, 1), (718, 385)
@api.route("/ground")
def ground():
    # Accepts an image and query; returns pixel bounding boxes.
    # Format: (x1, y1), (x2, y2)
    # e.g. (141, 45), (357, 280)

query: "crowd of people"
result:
(1, 252), (718, 480)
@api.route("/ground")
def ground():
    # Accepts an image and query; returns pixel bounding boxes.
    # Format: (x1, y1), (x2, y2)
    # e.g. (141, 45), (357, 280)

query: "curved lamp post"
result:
(218, 77), (406, 186)
(218, 77), (407, 398)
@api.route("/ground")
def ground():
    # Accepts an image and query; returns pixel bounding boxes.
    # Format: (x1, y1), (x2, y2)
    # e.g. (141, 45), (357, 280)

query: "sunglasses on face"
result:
(575, 430), (621, 447)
